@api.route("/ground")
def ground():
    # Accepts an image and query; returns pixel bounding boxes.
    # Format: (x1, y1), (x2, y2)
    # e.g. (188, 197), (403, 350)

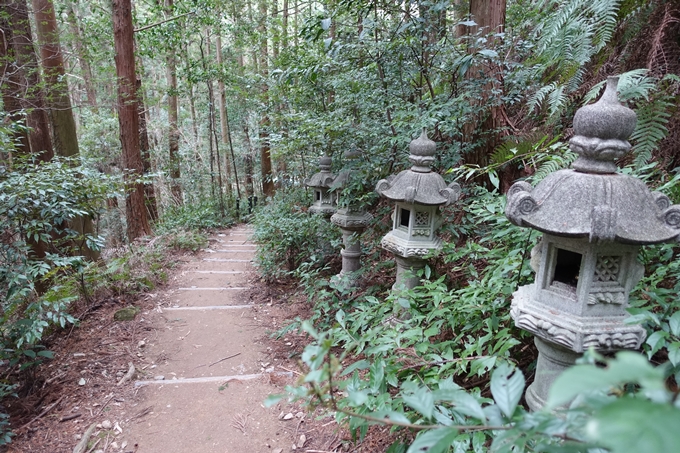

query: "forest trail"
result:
(124, 225), (296, 453)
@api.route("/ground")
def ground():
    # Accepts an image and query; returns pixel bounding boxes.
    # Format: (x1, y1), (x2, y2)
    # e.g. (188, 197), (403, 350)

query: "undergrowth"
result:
(261, 169), (680, 452)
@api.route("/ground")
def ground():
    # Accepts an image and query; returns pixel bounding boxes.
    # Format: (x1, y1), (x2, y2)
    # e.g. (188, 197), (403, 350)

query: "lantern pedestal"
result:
(331, 209), (372, 288)
(525, 337), (580, 412)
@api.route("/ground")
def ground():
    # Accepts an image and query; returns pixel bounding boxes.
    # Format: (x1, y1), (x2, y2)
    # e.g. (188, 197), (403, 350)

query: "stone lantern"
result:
(505, 76), (680, 411)
(376, 130), (461, 289)
(305, 155), (336, 216)
(330, 149), (373, 287)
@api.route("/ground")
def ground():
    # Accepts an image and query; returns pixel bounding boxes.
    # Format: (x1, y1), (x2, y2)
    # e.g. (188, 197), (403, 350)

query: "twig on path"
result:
(59, 413), (81, 422)
(208, 352), (241, 367)
(18, 395), (65, 431)
(84, 438), (101, 453)
(97, 394), (116, 416)
(72, 422), (97, 453)
(277, 365), (302, 376)
(117, 362), (135, 386)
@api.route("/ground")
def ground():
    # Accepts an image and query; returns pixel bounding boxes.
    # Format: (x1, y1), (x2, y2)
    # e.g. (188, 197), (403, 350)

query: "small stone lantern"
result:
(376, 130), (461, 289)
(305, 155), (336, 216)
(330, 149), (373, 287)
(505, 76), (680, 411)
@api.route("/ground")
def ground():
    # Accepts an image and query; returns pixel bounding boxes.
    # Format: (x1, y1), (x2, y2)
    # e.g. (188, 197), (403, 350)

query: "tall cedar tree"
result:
(32, 0), (78, 157)
(0, 0), (53, 161)
(464, 0), (507, 185)
(112, 0), (152, 240)
(33, 0), (100, 259)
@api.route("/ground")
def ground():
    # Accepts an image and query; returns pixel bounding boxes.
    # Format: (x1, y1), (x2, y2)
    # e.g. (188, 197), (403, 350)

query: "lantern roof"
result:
(376, 129), (460, 206)
(506, 77), (680, 244)
(305, 155), (335, 189)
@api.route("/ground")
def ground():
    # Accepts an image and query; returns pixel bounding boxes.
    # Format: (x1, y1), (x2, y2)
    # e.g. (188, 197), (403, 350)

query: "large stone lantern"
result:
(305, 155), (336, 216)
(505, 76), (680, 411)
(330, 149), (373, 287)
(376, 130), (461, 289)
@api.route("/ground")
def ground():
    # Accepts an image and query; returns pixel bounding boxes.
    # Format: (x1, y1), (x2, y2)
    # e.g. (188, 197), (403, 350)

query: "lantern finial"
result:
(569, 76), (637, 174)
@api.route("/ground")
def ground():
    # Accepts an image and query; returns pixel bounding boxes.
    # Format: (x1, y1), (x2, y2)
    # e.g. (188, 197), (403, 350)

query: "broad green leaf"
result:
(669, 311), (680, 336)
(397, 298), (411, 308)
(407, 428), (459, 453)
(490, 363), (524, 418)
(403, 386), (435, 419)
(433, 389), (486, 422)
(264, 394), (285, 408)
(348, 389), (369, 405)
(646, 330), (668, 356)
(668, 342), (680, 367)
(369, 359), (385, 393)
(372, 410), (412, 425)
(586, 398), (680, 453)
(340, 359), (371, 377)
(547, 352), (664, 409)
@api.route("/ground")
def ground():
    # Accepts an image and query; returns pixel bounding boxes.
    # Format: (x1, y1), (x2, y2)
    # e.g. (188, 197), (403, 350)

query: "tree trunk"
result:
(137, 79), (159, 222)
(165, 0), (182, 204)
(112, 0), (152, 241)
(0, 0), (53, 161)
(0, 17), (30, 158)
(32, 0), (79, 157)
(463, 0), (507, 182)
(215, 33), (233, 193)
(66, 3), (97, 110)
(259, 0), (274, 198)
(203, 33), (226, 217)
(282, 0), (288, 49)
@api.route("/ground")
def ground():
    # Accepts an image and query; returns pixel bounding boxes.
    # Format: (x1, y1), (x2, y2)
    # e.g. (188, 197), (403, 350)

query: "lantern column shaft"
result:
(340, 229), (362, 274)
(394, 256), (426, 290)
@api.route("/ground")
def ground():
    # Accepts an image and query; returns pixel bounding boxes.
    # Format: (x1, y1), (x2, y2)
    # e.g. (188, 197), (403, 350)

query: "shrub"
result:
(251, 186), (341, 281)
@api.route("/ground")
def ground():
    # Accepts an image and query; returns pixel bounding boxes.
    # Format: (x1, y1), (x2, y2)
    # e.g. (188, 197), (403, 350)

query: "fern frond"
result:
(629, 74), (679, 168)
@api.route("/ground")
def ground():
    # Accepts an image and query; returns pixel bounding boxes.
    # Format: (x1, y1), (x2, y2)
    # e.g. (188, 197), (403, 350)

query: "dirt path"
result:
(123, 226), (298, 453)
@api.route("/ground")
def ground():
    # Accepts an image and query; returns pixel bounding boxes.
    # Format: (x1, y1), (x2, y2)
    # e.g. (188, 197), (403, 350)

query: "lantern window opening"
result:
(551, 248), (582, 291)
(399, 207), (411, 231)
(315, 190), (321, 201)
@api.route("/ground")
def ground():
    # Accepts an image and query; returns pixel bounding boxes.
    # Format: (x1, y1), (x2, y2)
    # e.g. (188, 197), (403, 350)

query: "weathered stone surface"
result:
(305, 155), (337, 216)
(376, 130), (460, 206)
(505, 76), (678, 410)
(376, 130), (459, 289)
(506, 170), (680, 243)
(331, 150), (371, 288)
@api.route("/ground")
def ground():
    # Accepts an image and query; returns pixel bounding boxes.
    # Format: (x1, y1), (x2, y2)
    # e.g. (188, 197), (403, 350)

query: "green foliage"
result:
(251, 186), (341, 281)
(527, 0), (624, 121)
(0, 156), (117, 353)
(157, 199), (235, 233)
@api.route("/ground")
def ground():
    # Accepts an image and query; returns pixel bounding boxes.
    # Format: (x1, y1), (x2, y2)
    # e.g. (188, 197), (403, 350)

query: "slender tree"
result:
(65, 3), (97, 110)
(258, 0), (274, 197)
(215, 33), (233, 193)
(112, 0), (152, 240)
(164, 0), (182, 204)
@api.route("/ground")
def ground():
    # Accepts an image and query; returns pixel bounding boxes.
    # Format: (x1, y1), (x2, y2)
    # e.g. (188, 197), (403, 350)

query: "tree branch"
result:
(134, 12), (193, 33)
